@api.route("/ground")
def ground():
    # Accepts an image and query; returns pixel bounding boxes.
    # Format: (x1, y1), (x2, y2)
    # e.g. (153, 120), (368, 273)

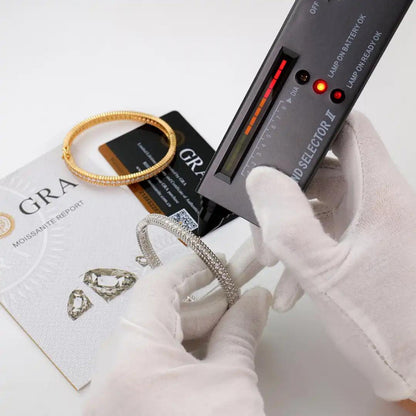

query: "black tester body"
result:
(197, 0), (413, 231)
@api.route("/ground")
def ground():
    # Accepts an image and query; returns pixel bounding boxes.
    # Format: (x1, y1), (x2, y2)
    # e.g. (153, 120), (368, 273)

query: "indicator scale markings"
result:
(241, 99), (289, 178)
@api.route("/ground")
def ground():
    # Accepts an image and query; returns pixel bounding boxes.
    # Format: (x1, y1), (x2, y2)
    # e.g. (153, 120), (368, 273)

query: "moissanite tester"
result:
(197, 0), (413, 235)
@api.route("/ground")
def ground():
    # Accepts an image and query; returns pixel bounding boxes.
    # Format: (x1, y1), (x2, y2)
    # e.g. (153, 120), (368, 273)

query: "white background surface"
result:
(0, 1), (415, 415)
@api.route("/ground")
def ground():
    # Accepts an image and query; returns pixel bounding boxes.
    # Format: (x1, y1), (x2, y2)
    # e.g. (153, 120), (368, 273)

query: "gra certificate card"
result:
(100, 111), (219, 233)
(0, 146), (185, 389)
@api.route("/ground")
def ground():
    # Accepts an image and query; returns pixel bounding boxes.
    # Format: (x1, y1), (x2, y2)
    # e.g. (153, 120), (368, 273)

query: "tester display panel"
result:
(197, 0), (413, 225)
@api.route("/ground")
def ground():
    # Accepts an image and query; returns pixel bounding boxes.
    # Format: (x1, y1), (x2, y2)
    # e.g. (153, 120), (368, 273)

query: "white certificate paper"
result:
(0, 146), (185, 389)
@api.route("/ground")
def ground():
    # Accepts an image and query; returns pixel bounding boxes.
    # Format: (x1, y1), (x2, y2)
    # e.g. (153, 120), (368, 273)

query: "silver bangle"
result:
(135, 214), (240, 307)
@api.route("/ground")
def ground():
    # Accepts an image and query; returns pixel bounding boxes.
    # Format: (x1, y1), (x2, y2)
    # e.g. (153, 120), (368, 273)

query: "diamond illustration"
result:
(67, 290), (93, 320)
(83, 268), (137, 302)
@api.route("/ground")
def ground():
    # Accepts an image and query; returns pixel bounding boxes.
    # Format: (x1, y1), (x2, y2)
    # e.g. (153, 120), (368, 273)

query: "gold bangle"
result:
(62, 111), (176, 186)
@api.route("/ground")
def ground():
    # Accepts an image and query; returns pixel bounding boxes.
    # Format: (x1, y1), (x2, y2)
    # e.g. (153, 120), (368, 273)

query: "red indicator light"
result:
(331, 89), (345, 103)
(313, 79), (328, 94)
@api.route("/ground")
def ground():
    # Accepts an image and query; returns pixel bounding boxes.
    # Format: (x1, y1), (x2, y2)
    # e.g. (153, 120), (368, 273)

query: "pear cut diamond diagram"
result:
(83, 268), (137, 302)
(67, 290), (93, 320)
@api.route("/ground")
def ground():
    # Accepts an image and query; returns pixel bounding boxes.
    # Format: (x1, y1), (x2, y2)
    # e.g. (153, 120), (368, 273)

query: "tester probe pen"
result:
(198, 197), (234, 237)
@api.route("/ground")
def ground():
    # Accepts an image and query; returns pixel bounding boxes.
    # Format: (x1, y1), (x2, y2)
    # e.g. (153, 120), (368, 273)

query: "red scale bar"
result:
(274, 69), (282, 79)
(244, 59), (288, 136)
(279, 60), (287, 71)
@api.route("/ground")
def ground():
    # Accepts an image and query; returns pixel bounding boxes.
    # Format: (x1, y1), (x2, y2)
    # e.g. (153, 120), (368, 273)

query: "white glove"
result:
(84, 253), (271, 416)
(246, 112), (416, 402)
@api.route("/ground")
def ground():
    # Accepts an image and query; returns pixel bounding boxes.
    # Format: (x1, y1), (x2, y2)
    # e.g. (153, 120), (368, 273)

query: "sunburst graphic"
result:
(0, 212), (14, 238)
(0, 175), (69, 308)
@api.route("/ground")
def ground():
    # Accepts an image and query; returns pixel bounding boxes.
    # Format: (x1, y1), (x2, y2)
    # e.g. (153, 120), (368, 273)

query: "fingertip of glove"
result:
(272, 288), (303, 312)
(346, 110), (371, 130)
(240, 288), (273, 333)
(246, 166), (280, 194)
(272, 296), (295, 313)
(338, 111), (378, 149)
(246, 166), (300, 198)
(249, 225), (279, 267)
(242, 287), (273, 308)
(216, 252), (227, 265)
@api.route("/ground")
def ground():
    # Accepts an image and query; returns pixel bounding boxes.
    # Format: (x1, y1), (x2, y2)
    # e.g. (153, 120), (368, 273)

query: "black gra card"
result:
(100, 111), (230, 234)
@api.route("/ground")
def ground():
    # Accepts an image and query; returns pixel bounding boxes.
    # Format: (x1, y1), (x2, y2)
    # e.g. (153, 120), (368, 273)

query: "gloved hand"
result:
(84, 253), (271, 416)
(246, 112), (416, 402)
